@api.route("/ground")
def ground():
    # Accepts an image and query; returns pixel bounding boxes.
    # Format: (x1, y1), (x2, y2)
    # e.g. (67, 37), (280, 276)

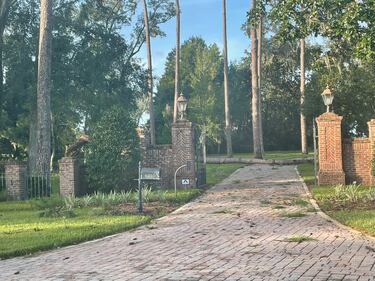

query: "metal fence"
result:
(195, 141), (206, 187)
(0, 173), (5, 192)
(27, 174), (52, 199)
(0, 162), (5, 193)
(0, 160), (56, 199)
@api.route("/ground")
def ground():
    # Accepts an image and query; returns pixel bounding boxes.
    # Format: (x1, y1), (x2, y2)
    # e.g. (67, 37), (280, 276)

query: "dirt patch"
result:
(100, 202), (181, 217)
(320, 200), (375, 212)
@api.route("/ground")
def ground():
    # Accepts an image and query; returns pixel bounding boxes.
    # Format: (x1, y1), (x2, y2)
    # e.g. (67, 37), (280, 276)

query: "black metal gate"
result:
(27, 173), (52, 198)
(0, 163), (5, 195)
(195, 134), (206, 187)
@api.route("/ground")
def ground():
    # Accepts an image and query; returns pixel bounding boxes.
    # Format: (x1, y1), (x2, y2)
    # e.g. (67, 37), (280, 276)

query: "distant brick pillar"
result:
(59, 157), (80, 196)
(172, 120), (196, 188)
(368, 119), (375, 185)
(316, 112), (345, 185)
(5, 162), (27, 200)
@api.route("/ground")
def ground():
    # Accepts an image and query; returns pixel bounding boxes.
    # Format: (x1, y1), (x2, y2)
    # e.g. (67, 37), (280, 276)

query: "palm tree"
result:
(300, 38), (308, 154)
(142, 0), (155, 145)
(222, 0), (233, 157)
(35, 0), (53, 175)
(257, 14), (264, 155)
(173, 0), (180, 123)
(250, 0), (263, 159)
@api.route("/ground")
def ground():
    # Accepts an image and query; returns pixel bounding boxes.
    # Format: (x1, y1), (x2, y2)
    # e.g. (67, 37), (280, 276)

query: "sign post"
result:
(174, 164), (187, 197)
(137, 163), (161, 213)
(137, 161), (143, 213)
(182, 179), (190, 185)
(313, 118), (318, 186)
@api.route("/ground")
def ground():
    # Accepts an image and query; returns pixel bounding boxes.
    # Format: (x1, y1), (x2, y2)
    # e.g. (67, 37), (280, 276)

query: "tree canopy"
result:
(0, 0), (174, 163)
(0, 0), (374, 165)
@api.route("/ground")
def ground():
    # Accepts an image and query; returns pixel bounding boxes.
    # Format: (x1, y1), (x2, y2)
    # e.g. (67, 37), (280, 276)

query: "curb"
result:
(295, 166), (375, 242)
(207, 157), (313, 165)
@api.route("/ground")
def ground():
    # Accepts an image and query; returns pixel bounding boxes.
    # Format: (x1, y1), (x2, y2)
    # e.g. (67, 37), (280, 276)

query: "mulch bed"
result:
(104, 201), (180, 217)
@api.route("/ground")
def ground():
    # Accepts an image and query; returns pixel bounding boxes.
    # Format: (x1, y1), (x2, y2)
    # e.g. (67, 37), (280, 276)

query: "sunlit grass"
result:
(297, 163), (375, 238)
(331, 210), (375, 236)
(206, 163), (243, 185)
(0, 188), (202, 259)
(284, 235), (317, 243)
(297, 163), (316, 186)
(281, 211), (306, 218)
(209, 150), (314, 160)
(0, 202), (149, 259)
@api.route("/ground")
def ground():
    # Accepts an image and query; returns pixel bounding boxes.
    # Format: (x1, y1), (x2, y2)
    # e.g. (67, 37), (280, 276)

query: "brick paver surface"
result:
(1, 165), (375, 280)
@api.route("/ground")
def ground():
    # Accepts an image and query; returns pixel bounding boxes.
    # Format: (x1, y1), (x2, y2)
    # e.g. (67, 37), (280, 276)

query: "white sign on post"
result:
(182, 179), (190, 185)
(140, 168), (160, 180)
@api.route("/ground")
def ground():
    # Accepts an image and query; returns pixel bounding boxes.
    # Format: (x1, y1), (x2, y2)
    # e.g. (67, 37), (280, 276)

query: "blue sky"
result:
(138, 0), (250, 77)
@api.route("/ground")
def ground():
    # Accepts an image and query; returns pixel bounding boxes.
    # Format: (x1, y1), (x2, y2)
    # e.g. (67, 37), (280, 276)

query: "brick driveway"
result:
(1, 165), (375, 281)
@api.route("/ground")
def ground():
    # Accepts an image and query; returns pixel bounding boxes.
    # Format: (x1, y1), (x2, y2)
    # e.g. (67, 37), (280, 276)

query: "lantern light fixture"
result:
(321, 86), (334, 112)
(177, 93), (188, 120)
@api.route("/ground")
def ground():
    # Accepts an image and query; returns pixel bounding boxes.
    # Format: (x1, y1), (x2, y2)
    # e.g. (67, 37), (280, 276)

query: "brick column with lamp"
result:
(316, 112), (345, 185)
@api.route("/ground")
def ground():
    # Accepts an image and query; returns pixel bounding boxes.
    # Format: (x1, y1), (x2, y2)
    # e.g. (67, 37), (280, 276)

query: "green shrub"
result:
(32, 197), (76, 218)
(86, 106), (139, 192)
(81, 195), (94, 207)
(333, 184), (361, 203)
(87, 191), (134, 207)
(150, 189), (168, 202)
(0, 190), (6, 202)
(344, 184), (361, 202)
(365, 187), (375, 202)
(142, 186), (153, 203)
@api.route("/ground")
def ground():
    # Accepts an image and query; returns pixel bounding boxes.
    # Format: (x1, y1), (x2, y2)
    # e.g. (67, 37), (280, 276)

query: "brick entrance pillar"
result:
(368, 119), (375, 185)
(5, 162), (28, 200)
(316, 112), (345, 185)
(172, 120), (196, 188)
(59, 157), (80, 196)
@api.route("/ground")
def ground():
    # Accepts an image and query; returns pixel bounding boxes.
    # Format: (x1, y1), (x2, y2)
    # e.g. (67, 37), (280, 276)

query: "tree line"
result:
(155, 0), (374, 157)
(0, 0), (374, 190)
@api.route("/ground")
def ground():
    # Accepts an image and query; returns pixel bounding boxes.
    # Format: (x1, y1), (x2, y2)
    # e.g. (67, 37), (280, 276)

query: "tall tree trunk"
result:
(222, 0), (233, 157)
(250, 0), (263, 159)
(257, 15), (264, 156)
(200, 131), (207, 164)
(28, 104), (37, 172)
(173, 0), (180, 123)
(35, 0), (52, 176)
(142, 0), (155, 145)
(300, 38), (308, 154)
(0, 0), (14, 110)
(50, 112), (55, 172)
(0, 31), (3, 107)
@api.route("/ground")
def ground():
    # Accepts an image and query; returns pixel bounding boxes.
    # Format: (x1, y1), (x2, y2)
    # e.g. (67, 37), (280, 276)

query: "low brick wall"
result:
(141, 144), (174, 188)
(5, 162), (28, 200)
(59, 157), (80, 197)
(317, 115), (375, 186)
(343, 138), (373, 185)
(316, 112), (345, 185)
(139, 120), (196, 189)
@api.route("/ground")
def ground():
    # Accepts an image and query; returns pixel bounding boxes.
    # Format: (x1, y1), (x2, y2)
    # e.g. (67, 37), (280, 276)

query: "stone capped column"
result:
(316, 112), (345, 185)
(5, 162), (28, 200)
(368, 119), (375, 185)
(172, 120), (196, 188)
(59, 157), (80, 197)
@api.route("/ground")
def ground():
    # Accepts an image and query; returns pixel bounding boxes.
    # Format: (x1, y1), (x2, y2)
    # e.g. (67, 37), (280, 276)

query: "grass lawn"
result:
(297, 163), (316, 186)
(206, 163), (244, 185)
(0, 163), (239, 259)
(0, 190), (6, 201)
(209, 150), (313, 160)
(0, 188), (201, 259)
(297, 163), (375, 237)
(0, 173), (60, 202)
